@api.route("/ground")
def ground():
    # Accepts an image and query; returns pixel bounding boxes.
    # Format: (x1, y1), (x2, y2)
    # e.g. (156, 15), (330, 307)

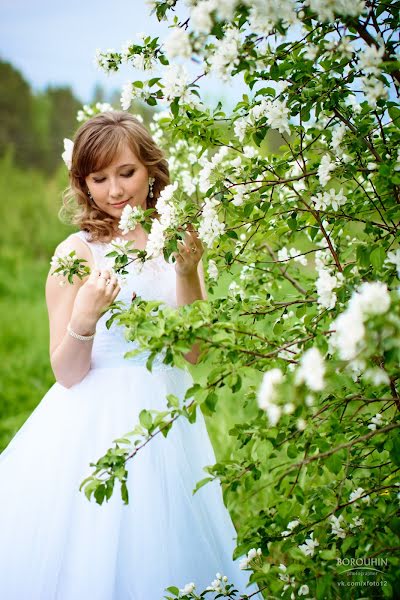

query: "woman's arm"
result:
(46, 236), (120, 388)
(176, 259), (207, 365)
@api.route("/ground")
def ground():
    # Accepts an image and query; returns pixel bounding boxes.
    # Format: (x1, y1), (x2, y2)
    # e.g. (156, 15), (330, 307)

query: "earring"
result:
(148, 177), (155, 199)
(87, 190), (94, 203)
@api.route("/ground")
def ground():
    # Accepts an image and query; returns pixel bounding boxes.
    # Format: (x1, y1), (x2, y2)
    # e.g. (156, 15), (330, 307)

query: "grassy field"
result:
(0, 154), (73, 450)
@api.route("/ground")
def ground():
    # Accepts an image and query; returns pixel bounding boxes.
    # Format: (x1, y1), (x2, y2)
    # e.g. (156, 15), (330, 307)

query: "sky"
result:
(0, 0), (246, 109)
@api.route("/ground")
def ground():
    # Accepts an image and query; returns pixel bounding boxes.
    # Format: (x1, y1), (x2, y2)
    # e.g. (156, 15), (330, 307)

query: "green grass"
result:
(0, 153), (73, 451)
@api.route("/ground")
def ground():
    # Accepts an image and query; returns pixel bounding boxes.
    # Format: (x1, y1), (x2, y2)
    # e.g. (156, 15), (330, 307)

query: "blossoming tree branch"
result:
(53, 0), (399, 597)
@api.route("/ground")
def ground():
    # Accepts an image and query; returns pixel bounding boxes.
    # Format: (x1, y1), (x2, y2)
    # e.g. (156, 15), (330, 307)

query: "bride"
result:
(0, 111), (260, 599)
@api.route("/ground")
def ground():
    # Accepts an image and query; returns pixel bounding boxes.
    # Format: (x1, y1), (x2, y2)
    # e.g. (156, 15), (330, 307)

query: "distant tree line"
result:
(0, 59), (156, 175)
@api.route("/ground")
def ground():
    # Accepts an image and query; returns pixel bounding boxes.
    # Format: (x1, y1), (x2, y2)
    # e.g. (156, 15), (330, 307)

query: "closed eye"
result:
(92, 170), (135, 183)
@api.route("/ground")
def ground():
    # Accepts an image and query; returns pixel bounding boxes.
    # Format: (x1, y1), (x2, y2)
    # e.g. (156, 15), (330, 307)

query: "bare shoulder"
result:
(52, 232), (94, 266)
(46, 233), (94, 300)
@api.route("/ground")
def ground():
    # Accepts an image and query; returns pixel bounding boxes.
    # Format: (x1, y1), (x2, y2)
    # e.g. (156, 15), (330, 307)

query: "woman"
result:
(0, 112), (258, 599)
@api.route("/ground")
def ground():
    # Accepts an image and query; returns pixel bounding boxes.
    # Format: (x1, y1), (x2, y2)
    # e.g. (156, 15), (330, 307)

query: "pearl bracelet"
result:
(67, 322), (96, 341)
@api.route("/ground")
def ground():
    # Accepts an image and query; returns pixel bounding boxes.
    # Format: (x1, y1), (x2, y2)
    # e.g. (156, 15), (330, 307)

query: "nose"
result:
(109, 177), (124, 198)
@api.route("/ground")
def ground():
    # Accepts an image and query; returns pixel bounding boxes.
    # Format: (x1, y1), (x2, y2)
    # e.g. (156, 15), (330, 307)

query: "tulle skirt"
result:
(0, 364), (258, 599)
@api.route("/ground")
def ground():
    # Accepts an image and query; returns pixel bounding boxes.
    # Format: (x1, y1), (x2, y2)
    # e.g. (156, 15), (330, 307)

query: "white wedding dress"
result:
(0, 231), (260, 600)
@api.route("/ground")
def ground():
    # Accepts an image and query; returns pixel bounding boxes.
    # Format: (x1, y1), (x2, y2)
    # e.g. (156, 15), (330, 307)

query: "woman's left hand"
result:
(173, 225), (204, 277)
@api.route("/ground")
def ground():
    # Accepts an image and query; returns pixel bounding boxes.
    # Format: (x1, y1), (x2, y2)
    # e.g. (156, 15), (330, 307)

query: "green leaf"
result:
(192, 477), (213, 494)
(121, 481), (129, 505)
(167, 394), (180, 409)
(203, 391), (218, 415)
(94, 484), (106, 505)
(370, 246), (386, 270)
(139, 409), (153, 430)
(389, 432), (400, 466)
(356, 245), (371, 268)
(326, 452), (342, 474)
(165, 587), (180, 596)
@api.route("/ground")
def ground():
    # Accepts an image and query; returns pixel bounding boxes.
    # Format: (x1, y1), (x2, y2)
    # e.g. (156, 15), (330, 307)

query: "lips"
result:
(111, 199), (130, 207)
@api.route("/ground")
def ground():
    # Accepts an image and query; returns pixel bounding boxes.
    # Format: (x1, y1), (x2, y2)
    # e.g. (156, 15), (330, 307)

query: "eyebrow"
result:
(92, 163), (136, 174)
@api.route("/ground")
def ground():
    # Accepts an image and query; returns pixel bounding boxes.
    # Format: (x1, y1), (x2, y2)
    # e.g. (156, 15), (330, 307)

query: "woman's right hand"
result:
(69, 268), (121, 334)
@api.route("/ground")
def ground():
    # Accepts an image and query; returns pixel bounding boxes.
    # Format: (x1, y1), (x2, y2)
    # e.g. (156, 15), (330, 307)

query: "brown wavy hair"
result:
(61, 111), (170, 242)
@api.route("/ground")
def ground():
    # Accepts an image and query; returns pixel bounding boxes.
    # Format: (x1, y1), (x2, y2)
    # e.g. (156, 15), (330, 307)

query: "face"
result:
(85, 144), (150, 218)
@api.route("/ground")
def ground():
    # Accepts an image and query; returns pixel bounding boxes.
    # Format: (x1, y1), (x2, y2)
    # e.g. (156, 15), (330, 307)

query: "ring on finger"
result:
(190, 246), (197, 253)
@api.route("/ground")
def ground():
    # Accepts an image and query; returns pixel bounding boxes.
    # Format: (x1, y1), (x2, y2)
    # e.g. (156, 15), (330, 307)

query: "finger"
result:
(99, 269), (111, 279)
(185, 223), (197, 234)
(111, 285), (121, 301)
(172, 250), (183, 262)
(186, 229), (202, 249)
(177, 241), (187, 254)
(97, 270), (112, 288)
(105, 275), (118, 292)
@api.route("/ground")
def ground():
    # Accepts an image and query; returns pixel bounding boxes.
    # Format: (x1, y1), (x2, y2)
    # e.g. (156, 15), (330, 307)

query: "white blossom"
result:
(243, 145), (257, 158)
(278, 247), (308, 266)
(61, 138), (73, 170)
(161, 65), (202, 109)
(145, 219), (165, 258)
(308, 0), (365, 22)
(262, 98), (291, 135)
(109, 237), (134, 256)
(296, 418), (307, 431)
(359, 44), (385, 76)
(156, 182), (179, 229)
(349, 516), (364, 529)
(364, 368), (390, 387)
(304, 44), (318, 61)
(337, 37), (354, 60)
(346, 94), (362, 115)
(234, 117), (248, 142)
(198, 197), (226, 247)
(318, 154), (336, 186)
(316, 268), (340, 310)
(118, 205), (146, 235)
(257, 369), (284, 426)
(179, 581), (196, 595)
(362, 76), (387, 108)
(330, 306), (365, 360)
(295, 347), (325, 391)
(394, 149), (400, 171)
(330, 281), (390, 360)
(352, 281), (391, 316)
(207, 259), (219, 280)
(312, 188), (347, 211)
(329, 514), (346, 539)
(385, 248), (400, 276)
(331, 124), (346, 155)
(207, 577), (222, 592)
(164, 28), (192, 59)
(298, 532), (319, 557)
(349, 487), (370, 504)
(208, 26), (241, 81)
(190, 0), (214, 34)
(239, 547), (262, 569)
(367, 412), (384, 431)
(281, 519), (300, 537)
(298, 584), (310, 596)
(120, 82), (134, 111)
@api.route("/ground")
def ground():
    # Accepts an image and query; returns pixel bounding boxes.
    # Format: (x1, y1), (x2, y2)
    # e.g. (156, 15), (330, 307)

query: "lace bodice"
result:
(68, 231), (179, 371)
